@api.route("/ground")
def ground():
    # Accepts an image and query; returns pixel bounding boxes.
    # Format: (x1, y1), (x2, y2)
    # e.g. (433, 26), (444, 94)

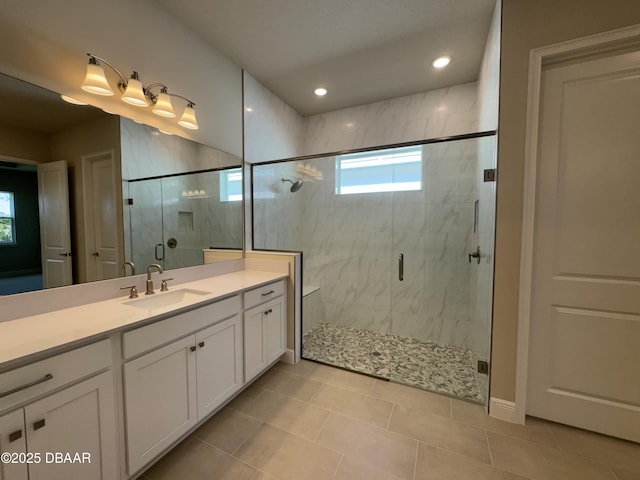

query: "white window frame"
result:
(335, 145), (422, 195)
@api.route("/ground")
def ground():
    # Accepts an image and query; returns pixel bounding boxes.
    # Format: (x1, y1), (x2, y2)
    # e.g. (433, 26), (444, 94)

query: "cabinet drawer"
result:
(0, 339), (112, 412)
(123, 295), (241, 360)
(243, 280), (285, 310)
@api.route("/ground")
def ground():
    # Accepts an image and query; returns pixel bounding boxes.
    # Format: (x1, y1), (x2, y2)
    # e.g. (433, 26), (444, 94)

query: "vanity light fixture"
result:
(80, 53), (199, 130)
(314, 87), (327, 96)
(432, 56), (451, 69)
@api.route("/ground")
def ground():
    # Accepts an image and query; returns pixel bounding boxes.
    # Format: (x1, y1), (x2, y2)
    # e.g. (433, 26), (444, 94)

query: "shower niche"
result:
(252, 134), (497, 404)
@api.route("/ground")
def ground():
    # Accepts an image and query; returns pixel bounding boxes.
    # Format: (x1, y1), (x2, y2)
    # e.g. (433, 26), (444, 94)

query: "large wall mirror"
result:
(0, 72), (243, 296)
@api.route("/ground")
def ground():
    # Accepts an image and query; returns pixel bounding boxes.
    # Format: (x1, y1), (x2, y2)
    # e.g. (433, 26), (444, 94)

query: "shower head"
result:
(281, 178), (303, 193)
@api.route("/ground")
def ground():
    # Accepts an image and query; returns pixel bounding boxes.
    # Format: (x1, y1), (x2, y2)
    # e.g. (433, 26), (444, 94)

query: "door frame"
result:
(514, 24), (640, 424)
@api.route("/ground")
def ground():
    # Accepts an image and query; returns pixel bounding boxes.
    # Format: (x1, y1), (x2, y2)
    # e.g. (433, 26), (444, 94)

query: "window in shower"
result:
(335, 145), (422, 195)
(220, 167), (243, 202)
(0, 191), (16, 245)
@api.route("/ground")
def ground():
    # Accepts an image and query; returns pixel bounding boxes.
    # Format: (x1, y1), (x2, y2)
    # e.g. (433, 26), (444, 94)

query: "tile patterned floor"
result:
(142, 360), (640, 480)
(302, 323), (483, 402)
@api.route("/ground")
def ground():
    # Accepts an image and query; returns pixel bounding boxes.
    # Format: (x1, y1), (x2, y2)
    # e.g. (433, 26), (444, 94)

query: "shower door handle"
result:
(468, 246), (481, 264)
(155, 243), (164, 261)
(398, 254), (404, 281)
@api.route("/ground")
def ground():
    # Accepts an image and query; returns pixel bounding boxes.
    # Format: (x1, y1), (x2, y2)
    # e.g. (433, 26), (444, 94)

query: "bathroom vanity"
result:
(0, 269), (288, 480)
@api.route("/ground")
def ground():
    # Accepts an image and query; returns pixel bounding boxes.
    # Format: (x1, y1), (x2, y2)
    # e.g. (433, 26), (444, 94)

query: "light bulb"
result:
(432, 56), (451, 69)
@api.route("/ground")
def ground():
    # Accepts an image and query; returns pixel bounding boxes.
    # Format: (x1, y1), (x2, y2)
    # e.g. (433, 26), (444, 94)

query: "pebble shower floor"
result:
(302, 323), (483, 403)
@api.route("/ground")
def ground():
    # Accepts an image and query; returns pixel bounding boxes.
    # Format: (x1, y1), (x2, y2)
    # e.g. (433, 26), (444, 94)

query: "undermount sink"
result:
(123, 289), (211, 311)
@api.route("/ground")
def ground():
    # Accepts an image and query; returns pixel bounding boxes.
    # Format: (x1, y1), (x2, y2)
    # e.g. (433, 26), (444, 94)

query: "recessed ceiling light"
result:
(432, 56), (451, 69)
(314, 87), (327, 97)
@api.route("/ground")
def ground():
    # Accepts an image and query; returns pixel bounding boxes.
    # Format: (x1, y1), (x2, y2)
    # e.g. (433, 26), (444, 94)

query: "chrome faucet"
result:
(145, 264), (163, 295)
(123, 261), (136, 276)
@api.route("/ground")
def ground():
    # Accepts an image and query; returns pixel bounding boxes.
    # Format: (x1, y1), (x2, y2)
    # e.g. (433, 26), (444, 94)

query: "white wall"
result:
(0, 0), (242, 157)
(243, 72), (305, 164)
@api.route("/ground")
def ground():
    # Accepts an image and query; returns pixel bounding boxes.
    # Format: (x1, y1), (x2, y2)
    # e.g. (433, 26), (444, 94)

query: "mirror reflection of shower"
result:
(281, 178), (304, 192)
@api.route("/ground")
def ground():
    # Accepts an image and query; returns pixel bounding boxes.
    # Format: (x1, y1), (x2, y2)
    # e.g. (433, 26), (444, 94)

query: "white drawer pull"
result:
(0, 373), (53, 399)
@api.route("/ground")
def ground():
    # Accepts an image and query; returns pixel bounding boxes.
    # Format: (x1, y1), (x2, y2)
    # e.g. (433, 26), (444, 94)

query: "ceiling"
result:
(154, 0), (496, 116)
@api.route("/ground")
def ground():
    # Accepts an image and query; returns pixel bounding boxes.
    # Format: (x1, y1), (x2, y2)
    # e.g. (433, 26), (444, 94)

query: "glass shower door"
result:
(129, 178), (164, 271)
(389, 135), (496, 403)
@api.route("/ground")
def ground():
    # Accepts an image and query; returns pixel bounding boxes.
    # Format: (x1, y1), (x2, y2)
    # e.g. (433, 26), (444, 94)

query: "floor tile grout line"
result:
(330, 454), (345, 480)
(547, 422), (561, 450)
(230, 419), (266, 458)
(484, 428), (495, 467)
(312, 410), (332, 443)
(411, 438), (419, 480)
(386, 402), (396, 430)
(189, 436), (263, 476)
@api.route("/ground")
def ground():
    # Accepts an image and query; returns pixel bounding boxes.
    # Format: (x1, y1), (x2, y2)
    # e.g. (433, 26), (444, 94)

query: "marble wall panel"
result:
(302, 83), (478, 156)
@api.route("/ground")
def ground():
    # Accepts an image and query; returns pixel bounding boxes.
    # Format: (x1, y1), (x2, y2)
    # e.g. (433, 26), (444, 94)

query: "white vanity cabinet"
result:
(243, 280), (286, 382)
(122, 296), (243, 475)
(0, 340), (117, 480)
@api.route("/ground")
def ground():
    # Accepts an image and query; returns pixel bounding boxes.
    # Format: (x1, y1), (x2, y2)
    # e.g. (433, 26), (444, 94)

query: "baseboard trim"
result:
(489, 397), (521, 424)
(279, 349), (295, 364)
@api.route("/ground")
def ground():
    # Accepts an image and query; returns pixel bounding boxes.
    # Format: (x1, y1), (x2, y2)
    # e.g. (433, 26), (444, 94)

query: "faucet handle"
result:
(120, 285), (139, 299)
(160, 278), (174, 292)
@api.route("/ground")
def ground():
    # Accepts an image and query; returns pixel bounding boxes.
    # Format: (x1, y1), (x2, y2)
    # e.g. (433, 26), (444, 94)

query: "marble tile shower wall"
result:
(253, 139), (478, 350)
(302, 83), (478, 156)
(129, 171), (242, 272)
(120, 118), (240, 181)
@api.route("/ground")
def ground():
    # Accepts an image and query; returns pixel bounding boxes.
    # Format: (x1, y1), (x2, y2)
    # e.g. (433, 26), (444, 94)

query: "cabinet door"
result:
(265, 300), (286, 364)
(244, 306), (266, 383)
(195, 315), (243, 420)
(0, 409), (28, 480)
(24, 371), (117, 480)
(124, 336), (197, 475)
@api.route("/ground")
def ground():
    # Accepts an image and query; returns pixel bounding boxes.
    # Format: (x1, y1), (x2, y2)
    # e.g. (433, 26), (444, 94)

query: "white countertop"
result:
(0, 270), (287, 369)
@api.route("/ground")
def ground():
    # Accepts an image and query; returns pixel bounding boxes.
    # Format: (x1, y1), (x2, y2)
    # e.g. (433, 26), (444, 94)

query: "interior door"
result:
(527, 49), (640, 442)
(37, 161), (72, 288)
(83, 151), (120, 281)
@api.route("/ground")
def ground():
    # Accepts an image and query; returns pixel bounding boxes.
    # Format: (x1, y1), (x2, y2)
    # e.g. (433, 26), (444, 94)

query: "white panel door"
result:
(123, 336), (197, 475)
(244, 306), (266, 382)
(265, 300), (285, 365)
(527, 49), (640, 442)
(36, 161), (72, 288)
(0, 409), (28, 480)
(195, 315), (243, 420)
(83, 152), (119, 281)
(24, 372), (117, 480)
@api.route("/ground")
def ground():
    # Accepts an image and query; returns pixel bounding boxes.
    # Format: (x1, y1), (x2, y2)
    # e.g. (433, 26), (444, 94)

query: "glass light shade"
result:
(152, 92), (176, 118)
(60, 95), (88, 105)
(178, 104), (199, 130)
(121, 77), (149, 106)
(81, 63), (114, 96)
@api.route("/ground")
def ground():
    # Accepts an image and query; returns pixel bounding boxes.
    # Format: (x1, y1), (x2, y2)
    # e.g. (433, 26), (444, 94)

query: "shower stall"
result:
(127, 168), (243, 272)
(252, 133), (497, 404)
